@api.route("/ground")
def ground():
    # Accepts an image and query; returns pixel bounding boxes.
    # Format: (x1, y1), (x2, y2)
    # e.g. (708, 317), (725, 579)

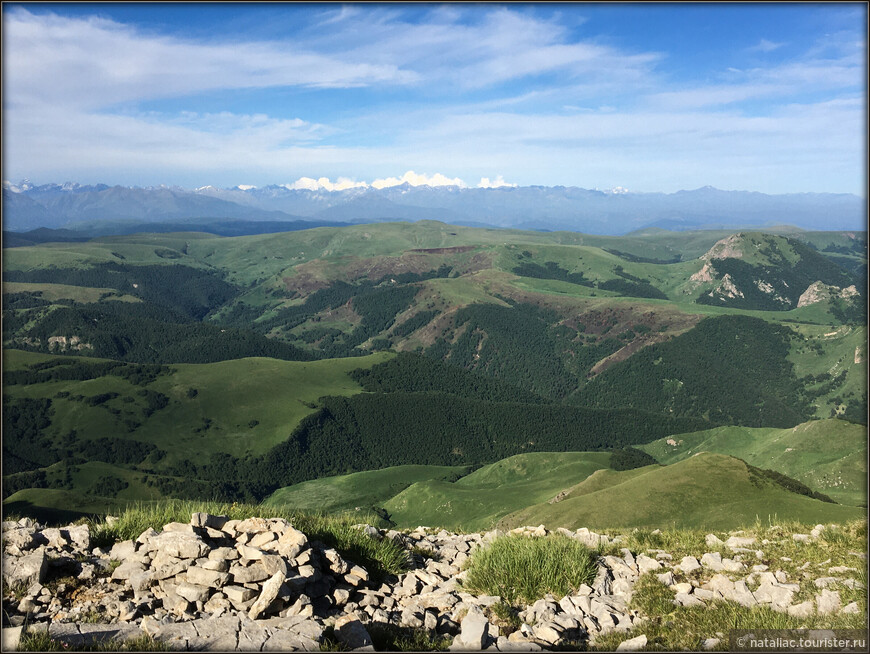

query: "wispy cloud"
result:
(3, 7), (416, 110)
(645, 35), (862, 110)
(748, 38), (785, 53)
(2, 5), (865, 194)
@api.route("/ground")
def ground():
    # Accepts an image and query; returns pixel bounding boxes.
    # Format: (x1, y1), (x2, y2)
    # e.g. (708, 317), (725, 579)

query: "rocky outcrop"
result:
(701, 234), (746, 261)
(1, 517), (863, 651)
(46, 335), (94, 351)
(797, 281), (860, 308)
(1, 516), (644, 651)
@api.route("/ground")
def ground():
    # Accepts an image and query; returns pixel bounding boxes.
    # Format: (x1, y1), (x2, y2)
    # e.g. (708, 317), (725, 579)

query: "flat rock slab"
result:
(1, 626), (23, 652)
(184, 616), (241, 651)
(44, 622), (142, 648)
(2, 550), (47, 587)
(146, 615), (325, 651)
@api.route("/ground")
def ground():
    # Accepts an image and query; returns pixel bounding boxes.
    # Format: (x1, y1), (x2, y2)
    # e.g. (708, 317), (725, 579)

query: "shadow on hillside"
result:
(3, 500), (95, 526)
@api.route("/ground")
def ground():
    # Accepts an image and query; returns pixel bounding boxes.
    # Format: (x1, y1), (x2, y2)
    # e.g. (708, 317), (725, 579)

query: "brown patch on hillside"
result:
(282, 249), (493, 297)
(409, 309), (469, 348)
(588, 333), (670, 376)
(582, 309), (702, 376)
(409, 246), (477, 254)
(282, 271), (329, 296)
(342, 250), (491, 281)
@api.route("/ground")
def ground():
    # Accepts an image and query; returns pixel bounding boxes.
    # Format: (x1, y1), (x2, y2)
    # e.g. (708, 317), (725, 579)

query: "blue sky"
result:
(2, 2), (866, 194)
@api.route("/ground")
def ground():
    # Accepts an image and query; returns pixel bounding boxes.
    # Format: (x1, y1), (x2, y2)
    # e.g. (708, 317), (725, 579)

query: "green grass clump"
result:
(488, 600), (523, 633)
(462, 534), (597, 604)
(86, 499), (409, 580)
(18, 630), (168, 652)
(366, 623), (453, 652)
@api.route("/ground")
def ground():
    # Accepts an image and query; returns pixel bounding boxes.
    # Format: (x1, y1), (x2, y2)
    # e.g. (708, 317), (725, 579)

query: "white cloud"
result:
(3, 7), (416, 111)
(298, 6), (662, 90)
(1, 6), (865, 195)
(286, 176), (368, 191)
(371, 171), (466, 189)
(478, 176), (517, 188)
(644, 41), (863, 110)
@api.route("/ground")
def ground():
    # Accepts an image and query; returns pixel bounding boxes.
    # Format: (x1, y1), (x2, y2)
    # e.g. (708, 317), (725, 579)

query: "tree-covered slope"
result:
(576, 315), (813, 427)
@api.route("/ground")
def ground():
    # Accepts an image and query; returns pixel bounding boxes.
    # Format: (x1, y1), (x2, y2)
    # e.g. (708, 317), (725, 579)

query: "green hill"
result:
(2, 349), (392, 469)
(263, 464), (471, 515)
(380, 452), (612, 530)
(3, 223), (865, 522)
(639, 419), (867, 506)
(499, 453), (864, 531)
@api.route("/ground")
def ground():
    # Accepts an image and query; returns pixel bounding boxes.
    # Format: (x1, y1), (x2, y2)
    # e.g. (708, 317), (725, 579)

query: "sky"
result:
(2, 2), (867, 195)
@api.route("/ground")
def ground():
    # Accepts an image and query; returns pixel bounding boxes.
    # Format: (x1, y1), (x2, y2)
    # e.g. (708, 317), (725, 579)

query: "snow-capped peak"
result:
(4, 178), (34, 193)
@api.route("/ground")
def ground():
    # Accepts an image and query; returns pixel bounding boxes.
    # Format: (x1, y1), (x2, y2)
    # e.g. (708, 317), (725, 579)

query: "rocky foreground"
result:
(1, 515), (865, 651)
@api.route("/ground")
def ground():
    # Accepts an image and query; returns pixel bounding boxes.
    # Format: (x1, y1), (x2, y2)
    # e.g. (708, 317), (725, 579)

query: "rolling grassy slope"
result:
(787, 325), (867, 421)
(638, 419), (867, 506)
(263, 464), (472, 515)
(3, 349), (393, 462)
(3, 488), (161, 525)
(499, 453), (864, 531)
(2, 282), (141, 303)
(381, 452), (613, 530)
(3, 223), (865, 525)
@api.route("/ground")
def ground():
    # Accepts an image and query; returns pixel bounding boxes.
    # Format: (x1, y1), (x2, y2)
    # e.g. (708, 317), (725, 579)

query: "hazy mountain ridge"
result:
(4, 181), (865, 234)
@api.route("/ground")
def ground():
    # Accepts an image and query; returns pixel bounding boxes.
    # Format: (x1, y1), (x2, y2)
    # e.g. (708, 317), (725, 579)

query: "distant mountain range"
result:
(2, 180), (866, 235)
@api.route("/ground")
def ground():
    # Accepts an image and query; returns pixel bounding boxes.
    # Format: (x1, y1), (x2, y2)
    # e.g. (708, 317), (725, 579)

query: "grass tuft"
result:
(462, 534), (597, 604)
(17, 630), (168, 652)
(366, 623), (453, 651)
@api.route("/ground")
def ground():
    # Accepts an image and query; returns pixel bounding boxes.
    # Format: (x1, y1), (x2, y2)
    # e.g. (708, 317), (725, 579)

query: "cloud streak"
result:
(3, 8), (415, 110)
(2, 5), (866, 195)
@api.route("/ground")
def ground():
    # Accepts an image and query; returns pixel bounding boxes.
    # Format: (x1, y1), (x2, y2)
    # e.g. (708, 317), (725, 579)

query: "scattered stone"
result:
(705, 534), (724, 547)
(753, 581), (795, 608)
(787, 601), (814, 618)
(724, 536), (755, 549)
(5, 515), (861, 652)
(1, 626), (23, 652)
(700, 552), (723, 570)
(679, 556), (702, 574)
(701, 638), (721, 650)
(458, 607), (490, 650)
(815, 589), (841, 615)
(675, 592), (705, 607)
(656, 571), (675, 586)
(2, 550), (48, 587)
(635, 554), (661, 575)
(334, 614), (375, 651)
(616, 634), (647, 651)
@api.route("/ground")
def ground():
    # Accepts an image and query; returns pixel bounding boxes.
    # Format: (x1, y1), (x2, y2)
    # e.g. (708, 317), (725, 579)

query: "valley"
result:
(2, 221), (866, 532)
